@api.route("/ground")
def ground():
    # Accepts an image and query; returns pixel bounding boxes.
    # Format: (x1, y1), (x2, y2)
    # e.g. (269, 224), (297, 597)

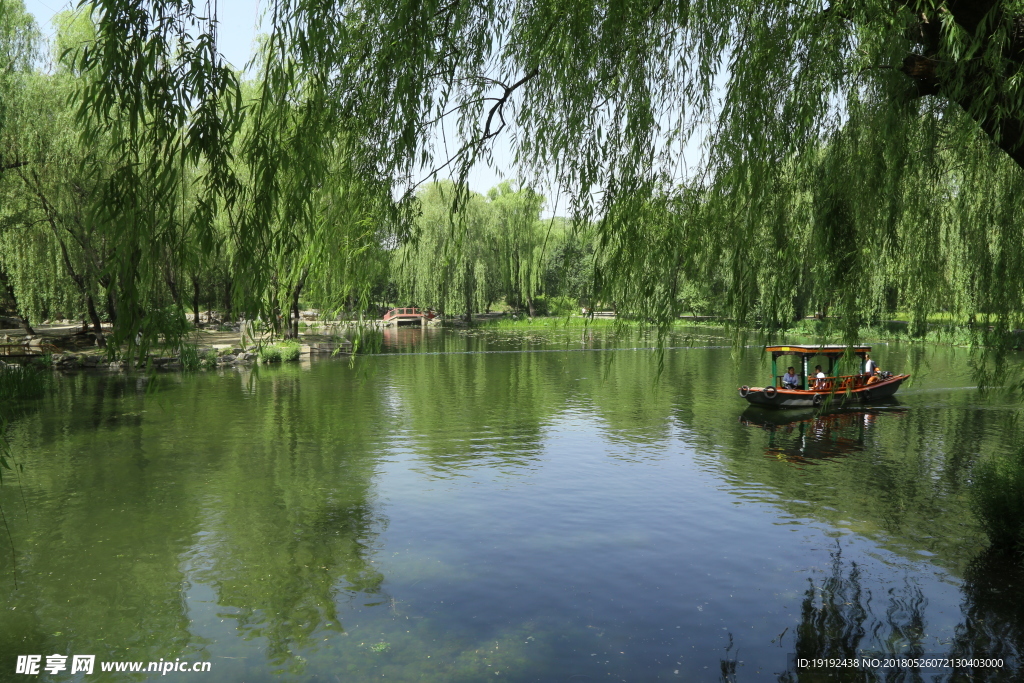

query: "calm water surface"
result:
(2, 326), (1023, 681)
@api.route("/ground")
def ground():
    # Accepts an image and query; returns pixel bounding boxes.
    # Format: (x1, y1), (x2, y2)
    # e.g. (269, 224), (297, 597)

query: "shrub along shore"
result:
(0, 321), (350, 373)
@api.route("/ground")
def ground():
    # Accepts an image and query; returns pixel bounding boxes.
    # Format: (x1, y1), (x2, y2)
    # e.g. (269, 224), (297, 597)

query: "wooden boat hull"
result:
(739, 375), (909, 409)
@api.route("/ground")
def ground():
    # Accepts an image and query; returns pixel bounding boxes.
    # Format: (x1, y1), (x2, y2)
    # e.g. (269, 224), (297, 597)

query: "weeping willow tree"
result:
(487, 181), (546, 316)
(0, 0), (38, 333)
(60, 0), (1024, 345)
(2, 65), (120, 344)
(393, 181), (495, 318)
(0, 0), (35, 173)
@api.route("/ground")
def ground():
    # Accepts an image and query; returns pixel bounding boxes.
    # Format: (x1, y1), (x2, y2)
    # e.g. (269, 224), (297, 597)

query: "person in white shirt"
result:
(782, 366), (800, 389)
(814, 365), (827, 389)
(864, 354), (876, 375)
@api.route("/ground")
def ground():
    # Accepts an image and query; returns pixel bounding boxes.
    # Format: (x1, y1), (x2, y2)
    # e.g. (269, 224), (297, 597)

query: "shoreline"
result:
(1, 315), (1018, 376)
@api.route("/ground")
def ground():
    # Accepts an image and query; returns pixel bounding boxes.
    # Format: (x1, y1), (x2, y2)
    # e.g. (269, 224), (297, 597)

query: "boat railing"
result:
(775, 373), (871, 390)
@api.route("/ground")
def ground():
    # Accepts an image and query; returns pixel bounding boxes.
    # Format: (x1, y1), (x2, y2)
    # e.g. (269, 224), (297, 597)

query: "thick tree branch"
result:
(483, 66), (540, 140)
(0, 160), (29, 173)
(899, 2), (1024, 169)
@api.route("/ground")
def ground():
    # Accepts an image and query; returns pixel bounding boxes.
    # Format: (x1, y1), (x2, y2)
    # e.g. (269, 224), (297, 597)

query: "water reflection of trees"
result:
(394, 346), (692, 473)
(775, 545), (1021, 683)
(946, 551), (1024, 682)
(1, 364), (391, 675)
(726, 400), (1009, 570)
(740, 406), (909, 465)
(190, 366), (390, 671)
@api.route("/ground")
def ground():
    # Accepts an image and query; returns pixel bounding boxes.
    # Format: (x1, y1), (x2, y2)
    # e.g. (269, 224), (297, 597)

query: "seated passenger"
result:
(814, 365), (827, 389)
(782, 366), (799, 390)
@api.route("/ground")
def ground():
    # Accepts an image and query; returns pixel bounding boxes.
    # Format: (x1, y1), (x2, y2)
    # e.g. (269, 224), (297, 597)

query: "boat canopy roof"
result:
(766, 344), (871, 358)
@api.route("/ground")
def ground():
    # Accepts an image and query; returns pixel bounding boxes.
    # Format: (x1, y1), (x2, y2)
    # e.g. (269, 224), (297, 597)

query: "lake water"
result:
(2, 326), (1023, 681)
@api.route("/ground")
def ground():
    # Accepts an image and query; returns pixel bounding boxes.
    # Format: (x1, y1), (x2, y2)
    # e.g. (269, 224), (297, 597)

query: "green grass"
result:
(278, 341), (301, 362)
(474, 315), (623, 329)
(259, 345), (282, 363)
(892, 311), (1007, 325)
(760, 319), (991, 347)
(971, 448), (1024, 558)
(466, 313), (1023, 352)
(259, 341), (301, 363)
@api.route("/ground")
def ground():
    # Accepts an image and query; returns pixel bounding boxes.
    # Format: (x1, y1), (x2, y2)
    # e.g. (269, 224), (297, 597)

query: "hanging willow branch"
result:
(46, 0), (1024, 344)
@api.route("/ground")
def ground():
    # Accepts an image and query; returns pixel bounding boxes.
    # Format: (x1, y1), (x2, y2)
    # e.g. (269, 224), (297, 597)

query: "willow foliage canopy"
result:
(62, 0), (1024, 339)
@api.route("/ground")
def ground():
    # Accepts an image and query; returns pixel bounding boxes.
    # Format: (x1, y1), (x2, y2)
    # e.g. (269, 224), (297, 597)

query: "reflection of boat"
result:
(382, 307), (436, 325)
(739, 345), (909, 409)
(740, 404), (908, 463)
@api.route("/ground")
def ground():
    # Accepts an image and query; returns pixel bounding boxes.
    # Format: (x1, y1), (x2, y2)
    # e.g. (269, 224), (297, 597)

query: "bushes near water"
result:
(278, 342), (301, 362)
(259, 341), (301, 363)
(531, 296), (579, 316)
(971, 448), (1024, 557)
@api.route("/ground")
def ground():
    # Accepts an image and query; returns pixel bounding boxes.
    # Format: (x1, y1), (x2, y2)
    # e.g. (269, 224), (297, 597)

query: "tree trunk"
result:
(223, 278), (233, 323)
(85, 294), (106, 347)
(464, 261), (474, 324)
(105, 288), (118, 325)
(901, 6), (1024, 171)
(191, 274), (201, 327)
(0, 268), (35, 334)
(44, 213), (105, 346)
(285, 266), (309, 339)
(164, 267), (181, 309)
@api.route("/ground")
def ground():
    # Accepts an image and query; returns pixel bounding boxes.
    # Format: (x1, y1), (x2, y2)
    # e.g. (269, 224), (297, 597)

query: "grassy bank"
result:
(468, 315), (994, 346)
(471, 316), (622, 330)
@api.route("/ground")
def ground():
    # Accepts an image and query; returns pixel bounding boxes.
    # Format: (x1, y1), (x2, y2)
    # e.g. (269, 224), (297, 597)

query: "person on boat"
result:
(814, 365), (827, 389)
(782, 366), (800, 389)
(864, 354), (877, 376)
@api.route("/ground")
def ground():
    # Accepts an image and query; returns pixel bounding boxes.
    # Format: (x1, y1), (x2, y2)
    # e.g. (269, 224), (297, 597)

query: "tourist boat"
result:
(739, 345), (909, 409)
(382, 307), (436, 325)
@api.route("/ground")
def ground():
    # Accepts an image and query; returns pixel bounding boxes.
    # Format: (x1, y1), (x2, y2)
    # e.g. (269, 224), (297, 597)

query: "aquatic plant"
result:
(0, 363), (49, 401)
(970, 448), (1024, 558)
(343, 328), (383, 355)
(178, 344), (199, 370)
(179, 345), (218, 371)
